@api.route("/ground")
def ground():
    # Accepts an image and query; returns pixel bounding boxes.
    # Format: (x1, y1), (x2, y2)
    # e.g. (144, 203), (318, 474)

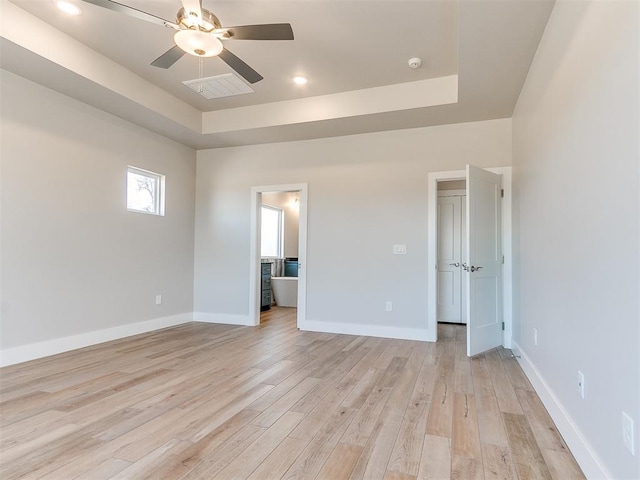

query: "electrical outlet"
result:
(577, 371), (585, 399)
(385, 301), (393, 312)
(155, 295), (162, 305)
(533, 328), (538, 346)
(622, 412), (635, 455)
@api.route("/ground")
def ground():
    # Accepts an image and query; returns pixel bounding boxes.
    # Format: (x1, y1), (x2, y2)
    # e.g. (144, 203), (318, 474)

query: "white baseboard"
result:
(0, 313), (193, 368)
(300, 319), (430, 342)
(193, 312), (253, 326)
(512, 341), (612, 480)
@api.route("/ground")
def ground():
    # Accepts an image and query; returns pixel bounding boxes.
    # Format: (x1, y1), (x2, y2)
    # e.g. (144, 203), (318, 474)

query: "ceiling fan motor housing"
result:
(177, 7), (221, 32)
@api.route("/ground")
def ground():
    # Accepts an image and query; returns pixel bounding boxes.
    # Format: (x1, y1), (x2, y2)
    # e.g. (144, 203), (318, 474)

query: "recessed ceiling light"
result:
(292, 76), (308, 86)
(55, 0), (82, 15)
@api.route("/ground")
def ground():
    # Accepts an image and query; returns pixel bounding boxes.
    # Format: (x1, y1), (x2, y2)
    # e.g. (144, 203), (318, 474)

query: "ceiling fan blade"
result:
(79, 0), (176, 28)
(219, 48), (263, 84)
(224, 24), (294, 41)
(151, 46), (186, 69)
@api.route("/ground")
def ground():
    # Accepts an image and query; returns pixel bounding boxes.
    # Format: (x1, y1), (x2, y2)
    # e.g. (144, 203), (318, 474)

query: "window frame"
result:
(261, 204), (284, 258)
(127, 166), (165, 216)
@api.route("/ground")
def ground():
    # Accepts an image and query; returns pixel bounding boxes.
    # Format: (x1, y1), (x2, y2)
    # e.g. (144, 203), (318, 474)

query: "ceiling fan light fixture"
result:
(174, 30), (223, 57)
(176, 8), (220, 32)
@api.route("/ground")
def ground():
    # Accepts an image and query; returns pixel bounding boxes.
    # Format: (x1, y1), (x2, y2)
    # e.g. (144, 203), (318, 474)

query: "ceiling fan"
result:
(79, 0), (294, 83)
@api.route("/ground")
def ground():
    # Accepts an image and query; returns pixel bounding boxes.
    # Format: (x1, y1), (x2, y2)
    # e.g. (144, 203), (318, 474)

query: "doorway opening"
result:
(249, 184), (308, 328)
(437, 180), (467, 325)
(427, 167), (513, 355)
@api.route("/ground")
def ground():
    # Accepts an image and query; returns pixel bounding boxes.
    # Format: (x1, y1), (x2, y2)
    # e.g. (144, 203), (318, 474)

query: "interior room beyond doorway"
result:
(437, 180), (467, 325)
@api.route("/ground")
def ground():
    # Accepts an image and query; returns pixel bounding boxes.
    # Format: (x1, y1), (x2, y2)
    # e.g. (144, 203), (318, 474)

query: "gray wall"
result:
(1, 70), (197, 351)
(512, 0), (639, 478)
(194, 118), (511, 334)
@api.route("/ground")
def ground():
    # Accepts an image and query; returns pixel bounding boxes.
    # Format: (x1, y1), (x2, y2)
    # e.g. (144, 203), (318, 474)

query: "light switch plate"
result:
(578, 371), (585, 399)
(393, 244), (407, 255)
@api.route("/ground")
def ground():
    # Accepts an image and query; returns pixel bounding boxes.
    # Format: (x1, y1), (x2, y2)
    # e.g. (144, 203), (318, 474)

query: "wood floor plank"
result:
(515, 388), (570, 453)
(417, 434), (451, 480)
(426, 377), (453, 438)
(75, 457), (131, 479)
(384, 471), (417, 480)
(315, 442), (363, 480)
(282, 407), (356, 480)
(350, 405), (405, 480)
(451, 455), (483, 480)
(0, 427), (104, 479)
(470, 354), (495, 398)
(251, 377), (321, 427)
(482, 443), (517, 480)
(453, 347), (474, 394)
(341, 386), (392, 446)
(177, 425), (266, 479)
(341, 368), (386, 410)
(186, 383), (274, 442)
(502, 412), (554, 480)
(451, 393), (482, 460)
(245, 368), (314, 412)
(541, 448), (586, 479)
(212, 411), (305, 479)
(501, 356), (534, 392)
(0, 409), (68, 448)
(475, 392), (509, 447)
(0, 423), (80, 466)
(386, 389), (430, 475)
(484, 350), (523, 415)
(109, 438), (184, 480)
(122, 408), (261, 479)
(246, 436), (310, 480)
(0, 311), (584, 480)
(426, 341), (455, 438)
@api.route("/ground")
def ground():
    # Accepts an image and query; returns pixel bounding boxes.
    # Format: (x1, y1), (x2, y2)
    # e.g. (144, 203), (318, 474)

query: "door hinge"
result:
(502, 255), (505, 264)
(501, 188), (504, 198)
(502, 322), (505, 331)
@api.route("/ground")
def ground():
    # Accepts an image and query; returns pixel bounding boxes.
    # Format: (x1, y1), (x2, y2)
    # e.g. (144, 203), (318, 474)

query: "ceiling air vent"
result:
(183, 73), (255, 99)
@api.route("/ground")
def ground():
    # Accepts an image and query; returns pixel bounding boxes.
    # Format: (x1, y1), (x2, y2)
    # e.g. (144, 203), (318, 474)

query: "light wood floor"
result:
(0, 308), (584, 479)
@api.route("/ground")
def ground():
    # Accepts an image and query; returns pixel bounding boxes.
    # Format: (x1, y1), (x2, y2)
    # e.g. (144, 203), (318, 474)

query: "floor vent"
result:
(183, 73), (254, 99)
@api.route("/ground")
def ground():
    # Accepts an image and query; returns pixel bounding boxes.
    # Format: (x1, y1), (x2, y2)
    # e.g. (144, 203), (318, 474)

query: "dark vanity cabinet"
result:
(261, 263), (272, 311)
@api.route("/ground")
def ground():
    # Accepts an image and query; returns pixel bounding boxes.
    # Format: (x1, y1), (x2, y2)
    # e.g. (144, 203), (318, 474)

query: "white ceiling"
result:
(0, 0), (555, 149)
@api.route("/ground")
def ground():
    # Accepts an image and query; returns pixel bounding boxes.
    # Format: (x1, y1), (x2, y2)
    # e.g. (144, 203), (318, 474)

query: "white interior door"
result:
(437, 195), (464, 323)
(466, 165), (503, 356)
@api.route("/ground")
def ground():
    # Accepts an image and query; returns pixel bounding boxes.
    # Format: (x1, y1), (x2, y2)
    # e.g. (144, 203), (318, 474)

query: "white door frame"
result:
(427, 167), (512, 346)
(249, 183), (308, 327)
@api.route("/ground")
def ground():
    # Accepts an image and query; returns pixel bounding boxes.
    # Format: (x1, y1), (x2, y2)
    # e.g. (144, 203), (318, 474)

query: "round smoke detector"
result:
(408, 57), (422, 69)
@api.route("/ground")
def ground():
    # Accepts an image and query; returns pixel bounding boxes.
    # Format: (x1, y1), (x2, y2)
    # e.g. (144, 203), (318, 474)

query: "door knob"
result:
(449, 262), (460, 267)
(470, 265), (483, 272)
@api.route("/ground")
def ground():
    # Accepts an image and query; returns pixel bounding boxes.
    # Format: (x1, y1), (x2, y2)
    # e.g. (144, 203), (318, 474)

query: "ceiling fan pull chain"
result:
(198, 57), (204, 94)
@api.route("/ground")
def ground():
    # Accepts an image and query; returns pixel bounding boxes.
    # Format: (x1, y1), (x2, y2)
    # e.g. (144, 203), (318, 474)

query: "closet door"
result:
(437, 196), (463, 323)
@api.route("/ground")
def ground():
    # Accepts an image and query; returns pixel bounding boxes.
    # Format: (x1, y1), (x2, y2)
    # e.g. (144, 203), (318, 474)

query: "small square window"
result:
(127, 166), (165, 215)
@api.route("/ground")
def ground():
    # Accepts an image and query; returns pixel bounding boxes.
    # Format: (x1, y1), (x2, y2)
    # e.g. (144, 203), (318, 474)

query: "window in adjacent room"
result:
(127, 166), (165, 215)
(261, 205), (283, 257)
